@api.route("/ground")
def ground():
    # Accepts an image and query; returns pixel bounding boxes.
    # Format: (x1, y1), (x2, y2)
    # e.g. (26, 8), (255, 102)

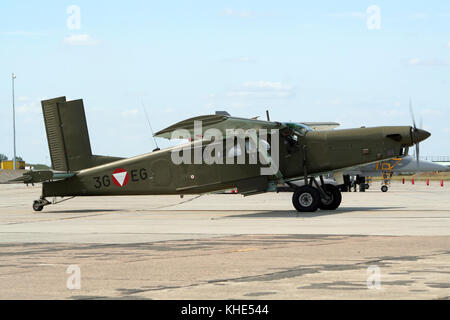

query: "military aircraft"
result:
(284, 108), (442, 193)
(286, 156), (448, 193)
(340, 155), (449, 192)
(5, 96), (430, 212)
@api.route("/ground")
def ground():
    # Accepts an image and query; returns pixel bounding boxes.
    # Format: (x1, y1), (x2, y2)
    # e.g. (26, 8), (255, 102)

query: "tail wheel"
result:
(32, 201), (44, 212)
(319, 184), (342, 210)
(292, 186), (320, 212)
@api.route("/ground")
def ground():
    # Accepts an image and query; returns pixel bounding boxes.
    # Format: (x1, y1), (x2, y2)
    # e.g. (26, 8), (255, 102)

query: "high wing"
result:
(154, 114), (285, 140)
(301, 122), (340, 131)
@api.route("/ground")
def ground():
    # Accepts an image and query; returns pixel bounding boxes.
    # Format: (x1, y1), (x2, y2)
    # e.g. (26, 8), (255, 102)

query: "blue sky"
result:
(1, 0), (450, 164)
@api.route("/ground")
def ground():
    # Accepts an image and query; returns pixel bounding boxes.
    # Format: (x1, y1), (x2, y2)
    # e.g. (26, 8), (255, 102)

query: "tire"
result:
(381, 185), (388, 193)
(365, 184), (370, 190)
(292, 186), (320, 212)
(33, 201), (43, 212)
(319, 184), (342, 210)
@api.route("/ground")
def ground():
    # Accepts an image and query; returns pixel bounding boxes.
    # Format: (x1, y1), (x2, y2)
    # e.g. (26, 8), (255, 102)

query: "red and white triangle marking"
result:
(112, 168), (129, 187)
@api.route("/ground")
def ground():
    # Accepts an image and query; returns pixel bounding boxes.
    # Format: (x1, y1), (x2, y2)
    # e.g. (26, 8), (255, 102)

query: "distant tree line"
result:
(1, 153), (50, 170)
(0, 154), (24, 161)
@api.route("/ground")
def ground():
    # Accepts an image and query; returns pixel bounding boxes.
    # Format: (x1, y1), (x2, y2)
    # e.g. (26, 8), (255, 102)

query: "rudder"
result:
(42, 97), (122, 172)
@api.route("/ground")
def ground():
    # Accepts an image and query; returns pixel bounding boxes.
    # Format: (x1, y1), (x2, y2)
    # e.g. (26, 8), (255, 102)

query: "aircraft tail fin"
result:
(41, 97), (122, 172)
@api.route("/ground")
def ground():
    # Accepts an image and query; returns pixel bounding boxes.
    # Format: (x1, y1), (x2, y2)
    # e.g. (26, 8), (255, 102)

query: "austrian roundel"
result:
(112, 168), (130, 187)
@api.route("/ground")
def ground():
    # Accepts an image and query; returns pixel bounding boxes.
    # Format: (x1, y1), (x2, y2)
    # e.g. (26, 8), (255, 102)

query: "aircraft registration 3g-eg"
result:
(5, 96), (430, 213)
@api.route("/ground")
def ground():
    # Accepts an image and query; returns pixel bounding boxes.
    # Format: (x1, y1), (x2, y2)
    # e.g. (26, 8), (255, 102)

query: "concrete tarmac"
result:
(0, 182), (449, 299)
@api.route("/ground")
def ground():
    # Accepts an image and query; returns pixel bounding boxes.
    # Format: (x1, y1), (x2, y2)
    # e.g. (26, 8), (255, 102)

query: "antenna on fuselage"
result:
(266, 110), (271, 122)
(141, 100), (160, 151)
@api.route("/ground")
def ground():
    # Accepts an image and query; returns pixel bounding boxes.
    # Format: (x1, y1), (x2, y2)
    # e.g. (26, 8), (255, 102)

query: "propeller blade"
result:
(409, 98), (417, 129)
(416, 143), (421, 181)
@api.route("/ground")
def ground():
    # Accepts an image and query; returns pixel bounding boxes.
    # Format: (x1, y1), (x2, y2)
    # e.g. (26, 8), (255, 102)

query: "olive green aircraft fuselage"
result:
(42, 126), (427, 198)
(16, 96), (430, 212)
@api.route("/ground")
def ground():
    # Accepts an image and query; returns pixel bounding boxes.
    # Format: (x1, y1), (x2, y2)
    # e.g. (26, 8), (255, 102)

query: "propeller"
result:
(409, 99), (421, 180)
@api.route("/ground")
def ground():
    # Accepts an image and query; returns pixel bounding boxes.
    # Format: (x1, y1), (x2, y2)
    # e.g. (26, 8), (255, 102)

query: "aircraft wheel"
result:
(319, 184), (342, 210)
(365, 184), (370, 190)
(32, 200), (44, 212)
(292, 186), (320, 212)
(359, 183), (366, 192)
(381, 185), (388, 193)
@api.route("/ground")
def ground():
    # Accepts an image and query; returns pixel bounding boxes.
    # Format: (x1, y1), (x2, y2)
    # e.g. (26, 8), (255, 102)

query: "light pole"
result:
(12, 73), (16, 170)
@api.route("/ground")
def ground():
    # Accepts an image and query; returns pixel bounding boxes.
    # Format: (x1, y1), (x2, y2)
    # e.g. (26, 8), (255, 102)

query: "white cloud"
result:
(419, 108), (443, 117)
(227, 81), (293, 99)
(222, 8), (256, 18)
(121, 109), (139, 117)
(0, 31), (42, 36)
(63, 34), (98, 46)
(221, 56), (255, 63)
(237, 56), (252, 63)
(408, 58), (450, 66)
(411, 13), (431, 20)
(408, 58), (421, 65)
(244, 81), (292, 90)
(328, 12), (366, 19)
(381, 109), (406, 117)
(227, 91), (292, 98)
(17, 100), (41, 115)
(221, 9), (275, 18)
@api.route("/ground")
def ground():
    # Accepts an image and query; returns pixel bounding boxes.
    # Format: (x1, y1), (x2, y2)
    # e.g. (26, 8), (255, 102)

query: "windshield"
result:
(283, 122), (312, 136)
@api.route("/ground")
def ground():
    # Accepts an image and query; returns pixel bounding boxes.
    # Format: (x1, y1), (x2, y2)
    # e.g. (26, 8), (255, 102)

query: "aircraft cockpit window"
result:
(227, 139), (270, 157)
(283, 122), (312, 136)
(227, 144), (242, 157)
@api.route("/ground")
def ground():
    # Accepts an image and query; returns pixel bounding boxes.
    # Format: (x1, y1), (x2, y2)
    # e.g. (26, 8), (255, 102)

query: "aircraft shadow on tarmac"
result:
(225, 207), (405, 218)
(45, 209), (125, 214)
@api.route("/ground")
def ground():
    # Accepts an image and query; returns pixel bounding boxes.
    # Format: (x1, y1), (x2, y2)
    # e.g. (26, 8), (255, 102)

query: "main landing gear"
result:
(290, 176), (342, 212)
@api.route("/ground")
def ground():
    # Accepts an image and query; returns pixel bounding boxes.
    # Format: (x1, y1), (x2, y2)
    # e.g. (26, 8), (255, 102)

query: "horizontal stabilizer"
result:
(2, 170), (75, 184)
